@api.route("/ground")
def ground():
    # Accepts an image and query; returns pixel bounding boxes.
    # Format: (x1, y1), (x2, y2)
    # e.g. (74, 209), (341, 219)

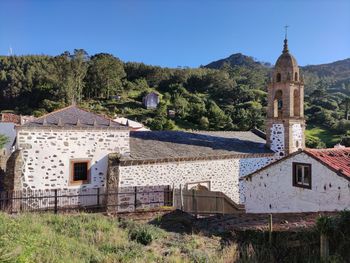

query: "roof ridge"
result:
(31, 105), (76, 122)
(305, 147), (350, 152)
(30, 105), (124, 126)
(74, 105), (123, 125)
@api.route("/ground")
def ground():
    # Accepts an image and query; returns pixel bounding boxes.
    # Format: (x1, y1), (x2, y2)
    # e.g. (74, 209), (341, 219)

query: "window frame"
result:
(69, 159), (91, 186)
(292, 162), (312, 189)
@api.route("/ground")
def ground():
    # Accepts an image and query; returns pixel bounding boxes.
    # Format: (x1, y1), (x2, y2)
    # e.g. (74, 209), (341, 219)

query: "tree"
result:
(85, 54), (126, 98)
(71, 49), (89, 102)
(0, 134), (9, 149)
(199, 116), (209, 130)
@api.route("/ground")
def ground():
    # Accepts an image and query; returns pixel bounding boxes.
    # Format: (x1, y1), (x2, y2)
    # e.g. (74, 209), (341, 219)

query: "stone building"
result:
(6, 37), (345, 214)
(108, 131), (275, 206)
(6, 106), (129, 191)
(266, 38), (305, 156)
(243, 148), (350, 213)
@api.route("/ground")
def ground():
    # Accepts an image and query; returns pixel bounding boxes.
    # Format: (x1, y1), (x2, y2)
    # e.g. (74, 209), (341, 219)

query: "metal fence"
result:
(0, 186), (173, 214)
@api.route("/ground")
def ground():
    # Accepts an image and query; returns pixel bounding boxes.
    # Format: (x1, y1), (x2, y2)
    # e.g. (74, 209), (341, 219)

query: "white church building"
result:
(2, 38), (350, 213)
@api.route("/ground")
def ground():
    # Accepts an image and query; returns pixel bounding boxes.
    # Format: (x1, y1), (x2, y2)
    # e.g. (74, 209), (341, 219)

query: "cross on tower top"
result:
(284, 25), (289, 40)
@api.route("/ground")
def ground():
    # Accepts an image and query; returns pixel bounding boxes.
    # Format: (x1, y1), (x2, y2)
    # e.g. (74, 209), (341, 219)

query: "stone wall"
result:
(17, 128), (129, 191)
(108, 155), (273, 206)
(269, 124), (285, 155)
(244, 152), (350, 213)
(291, 123), (303, 151)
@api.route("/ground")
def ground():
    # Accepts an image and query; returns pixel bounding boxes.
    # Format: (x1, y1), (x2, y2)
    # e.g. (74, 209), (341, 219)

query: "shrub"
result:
(129, 227), (154, 245)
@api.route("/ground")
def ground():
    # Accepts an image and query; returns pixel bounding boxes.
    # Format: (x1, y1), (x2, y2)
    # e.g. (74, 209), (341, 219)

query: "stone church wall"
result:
(16, 128), (129, 191)
(244, 152), (350, 213)
(269, 124), (284, 155)
(112, 155), (273, 205)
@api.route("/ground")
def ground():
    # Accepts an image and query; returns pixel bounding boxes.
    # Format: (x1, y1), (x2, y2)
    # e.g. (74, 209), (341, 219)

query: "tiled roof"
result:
(22, 105), (127, 129)
(243, 147), (350, 180)
(0, 113), (21, 124)
(305, 148), (350, 179)
(122, 130), (272, 161)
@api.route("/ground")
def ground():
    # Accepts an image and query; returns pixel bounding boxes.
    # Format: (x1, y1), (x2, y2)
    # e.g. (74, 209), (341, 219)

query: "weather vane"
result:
(284, 25), (289, 39)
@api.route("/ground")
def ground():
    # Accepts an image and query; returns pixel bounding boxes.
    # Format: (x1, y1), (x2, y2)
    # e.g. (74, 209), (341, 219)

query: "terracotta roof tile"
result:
(0, 113), (21, 124)
(305, 148), (350, 178)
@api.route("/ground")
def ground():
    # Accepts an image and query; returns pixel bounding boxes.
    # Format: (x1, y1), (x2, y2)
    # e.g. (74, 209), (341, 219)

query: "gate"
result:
(177, 188), (245, 216)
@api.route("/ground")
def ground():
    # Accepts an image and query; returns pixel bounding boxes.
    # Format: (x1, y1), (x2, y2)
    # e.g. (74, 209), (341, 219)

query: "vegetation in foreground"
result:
(0, 211), (349, 262)
(0, 212), (238, 263)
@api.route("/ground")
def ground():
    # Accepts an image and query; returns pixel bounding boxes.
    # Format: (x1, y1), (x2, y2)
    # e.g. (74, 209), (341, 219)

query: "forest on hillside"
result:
(0, 50), (349, 148)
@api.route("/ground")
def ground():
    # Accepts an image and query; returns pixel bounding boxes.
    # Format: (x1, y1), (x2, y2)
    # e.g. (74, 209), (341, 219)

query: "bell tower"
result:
(266, 36), (305, 156)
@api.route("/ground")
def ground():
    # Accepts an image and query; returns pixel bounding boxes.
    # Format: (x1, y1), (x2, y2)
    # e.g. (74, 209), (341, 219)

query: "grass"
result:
(305, 124), (342, 148)
(0, 212), (240, 263)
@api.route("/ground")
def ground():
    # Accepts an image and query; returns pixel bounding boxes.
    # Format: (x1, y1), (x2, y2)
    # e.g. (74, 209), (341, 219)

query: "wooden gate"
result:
(179, 189), (245, 215)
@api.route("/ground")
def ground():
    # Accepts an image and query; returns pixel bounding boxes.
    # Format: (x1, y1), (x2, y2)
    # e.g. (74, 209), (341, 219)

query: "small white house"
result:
(243, 148), (350, 213)
(142, 92), (159, 109)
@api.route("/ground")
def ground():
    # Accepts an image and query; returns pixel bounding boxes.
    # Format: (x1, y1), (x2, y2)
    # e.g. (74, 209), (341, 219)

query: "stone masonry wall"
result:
(244, 152), (350, 213)
(114, 156), (273, 205)
(17, 128), (129, 191)
(269, 124), (284, 155)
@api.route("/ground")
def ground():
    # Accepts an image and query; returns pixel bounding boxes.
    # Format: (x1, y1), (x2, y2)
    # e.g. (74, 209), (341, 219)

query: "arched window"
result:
(295, 72), (298, 81)
(276, 73), (281, 82)
(293, 89), (300, 117)
(274, 90), (283, 117)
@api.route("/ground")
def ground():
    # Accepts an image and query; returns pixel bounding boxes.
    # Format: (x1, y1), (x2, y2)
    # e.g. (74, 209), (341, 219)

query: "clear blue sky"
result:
(0, 0), (349, 67)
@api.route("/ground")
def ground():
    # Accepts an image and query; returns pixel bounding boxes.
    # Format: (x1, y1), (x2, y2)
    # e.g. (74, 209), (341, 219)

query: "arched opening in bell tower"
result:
(293, 89), (300, 117)
(276, 73), (281, 82)
(294, 72), (298, 81)
(274, 90), (283, 118)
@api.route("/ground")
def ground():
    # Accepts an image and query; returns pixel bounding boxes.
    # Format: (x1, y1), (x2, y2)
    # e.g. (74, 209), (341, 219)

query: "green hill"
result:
(0, 51), (349, 147)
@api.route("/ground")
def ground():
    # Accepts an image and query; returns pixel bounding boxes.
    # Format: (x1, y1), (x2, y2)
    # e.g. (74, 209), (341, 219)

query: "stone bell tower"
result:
(266, 37), (305, 156)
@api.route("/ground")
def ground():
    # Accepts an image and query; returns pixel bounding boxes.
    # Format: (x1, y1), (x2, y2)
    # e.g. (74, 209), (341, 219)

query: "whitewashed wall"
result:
(118, 156), (273, 204)
(244, 152), (350, 213)
(17, 128), (129, 190)
(239, 157), (274, 203)
(291, 123), (303, 151)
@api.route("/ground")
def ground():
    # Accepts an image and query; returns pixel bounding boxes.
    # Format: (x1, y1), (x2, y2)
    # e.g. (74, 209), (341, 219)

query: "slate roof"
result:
(122, 130), (272, 161)
(22, 105), (127, 129)
(305, 148), (350, 179)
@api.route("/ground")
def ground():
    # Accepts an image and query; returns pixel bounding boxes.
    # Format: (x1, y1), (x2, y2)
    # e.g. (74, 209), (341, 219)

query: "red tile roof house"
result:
(242, 148), (350, 213)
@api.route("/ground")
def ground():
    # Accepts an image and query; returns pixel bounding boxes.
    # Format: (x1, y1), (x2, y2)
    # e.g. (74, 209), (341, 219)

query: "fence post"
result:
(268, 214), (273, 245)
(192, 189), (197, 219)
(320, 234), (329, 260)
(54, 189), (58, 214)
(134, 186), (137, 211)
(172, 183), (175, 207)
(180, 184), (183, 210)
(97, 188), (100, 206)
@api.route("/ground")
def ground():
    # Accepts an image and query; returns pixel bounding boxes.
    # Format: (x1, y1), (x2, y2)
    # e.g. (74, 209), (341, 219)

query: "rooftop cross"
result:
(283, 25), (290, 53)
(284, 25), (289, 40)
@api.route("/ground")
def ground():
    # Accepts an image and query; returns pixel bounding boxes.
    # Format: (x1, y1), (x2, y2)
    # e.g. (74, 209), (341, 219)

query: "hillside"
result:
(203, 53), (271, 70)
(0, 51), (349, 148)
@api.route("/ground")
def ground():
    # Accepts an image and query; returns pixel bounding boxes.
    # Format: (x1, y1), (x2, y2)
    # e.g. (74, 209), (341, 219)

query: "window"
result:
(274, 90), (283, 117)
(293, 162), (311, 189)
(70, 160), (90, 185)
(276, 73), (281, 82)
(295, 72), (298, 81)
